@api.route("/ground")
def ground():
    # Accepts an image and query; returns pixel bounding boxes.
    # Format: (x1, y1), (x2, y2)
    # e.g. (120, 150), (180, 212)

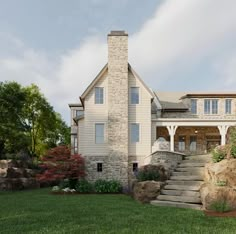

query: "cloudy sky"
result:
(1, 0), (236, 123)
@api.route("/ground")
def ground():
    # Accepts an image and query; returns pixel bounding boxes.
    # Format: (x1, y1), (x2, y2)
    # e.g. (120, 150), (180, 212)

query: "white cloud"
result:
(1, 0), (236, 123)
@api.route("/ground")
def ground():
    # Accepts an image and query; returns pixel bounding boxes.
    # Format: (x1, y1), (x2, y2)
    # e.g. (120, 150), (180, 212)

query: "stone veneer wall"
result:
(107, 31), (129, 186)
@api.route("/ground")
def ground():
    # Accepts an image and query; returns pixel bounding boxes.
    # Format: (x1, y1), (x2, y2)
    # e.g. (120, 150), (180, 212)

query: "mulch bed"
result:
(204, 210), (236, 217)
(51, 191), (123, 195)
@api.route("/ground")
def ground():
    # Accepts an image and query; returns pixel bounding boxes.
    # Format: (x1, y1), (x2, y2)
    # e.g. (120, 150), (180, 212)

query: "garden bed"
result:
(204, 210), (236, 217)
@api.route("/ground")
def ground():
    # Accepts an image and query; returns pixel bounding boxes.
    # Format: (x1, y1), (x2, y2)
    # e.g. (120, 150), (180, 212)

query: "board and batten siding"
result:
(128, 70), (152, 156)
(79, 71), (109, 156)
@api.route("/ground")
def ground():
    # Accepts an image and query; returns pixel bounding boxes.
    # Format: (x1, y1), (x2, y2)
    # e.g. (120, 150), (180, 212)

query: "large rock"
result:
(200, 183), (236, 210)
(133, 181), (165, 203)
(204, 159), (236, 187)
(0, 178), (39, 190)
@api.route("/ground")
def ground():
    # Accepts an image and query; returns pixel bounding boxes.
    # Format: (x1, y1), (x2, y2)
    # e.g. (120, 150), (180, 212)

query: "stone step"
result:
(166, 180), (203, 186)
(175, 167), (204, 172)
(172, 171), (204, 176)
(178, 162), (205, 167)
(181, 159), (208, 163)
(161, 189), (200, 197)
(170, 175), (203, 181)
(185, 155), (211, 160)
(150, 200), (202, 210)
(165, 184), (200, 191)
(157, 195), (201, 204)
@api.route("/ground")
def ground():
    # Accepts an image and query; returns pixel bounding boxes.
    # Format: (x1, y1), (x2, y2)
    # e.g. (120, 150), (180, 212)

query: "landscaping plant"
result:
(36, 146), (85, 186)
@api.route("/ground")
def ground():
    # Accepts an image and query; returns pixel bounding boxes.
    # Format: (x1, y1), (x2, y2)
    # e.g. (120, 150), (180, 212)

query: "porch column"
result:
(167, 125), (178, 152)
(218, 125), (229, 145)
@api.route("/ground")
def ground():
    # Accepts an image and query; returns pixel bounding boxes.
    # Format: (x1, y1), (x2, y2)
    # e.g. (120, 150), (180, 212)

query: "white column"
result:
(167, 125), (178, 152)
(218, 125), (229, 145)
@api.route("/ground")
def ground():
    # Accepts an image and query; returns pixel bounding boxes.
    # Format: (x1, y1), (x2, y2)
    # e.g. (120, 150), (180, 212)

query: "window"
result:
(76, 110), (83, 117)
(74, 136), (78, 154)
(212, 99), (218, 114)
(95, 87), (104, 104)
(130, 87), (139, 104)
(131, 123), (140, 143)
(95, 124), (104, 144)
(204, 100), (211, 114)
(204, 99), (218, 114)
(178, 136), (185, 151)
(190, 136), (197, 152)
(191, 99), (197, 114)
(133, 163), (138, 172)
(225, 99), (232, 114)
(97, 163), (103, 172)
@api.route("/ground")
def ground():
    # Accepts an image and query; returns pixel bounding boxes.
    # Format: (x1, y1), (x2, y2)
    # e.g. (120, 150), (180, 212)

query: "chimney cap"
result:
(108, 30), (128, 36)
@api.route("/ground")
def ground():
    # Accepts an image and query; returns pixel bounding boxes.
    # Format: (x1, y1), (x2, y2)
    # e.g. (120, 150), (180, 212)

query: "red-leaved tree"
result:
(36, 145), (85, 184)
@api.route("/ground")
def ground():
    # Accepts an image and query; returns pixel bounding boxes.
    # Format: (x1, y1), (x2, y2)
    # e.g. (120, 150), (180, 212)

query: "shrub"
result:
(36, 146), (85, 185)
(94, 179), (122, 193)
(215, 180), (227, 186)
(136, 165), (161, 182)
(209, 200), (231, 213)
(75, 179), (93, 193)
(52, 186), (60, 192)
(211, 145), (227, 163)
(230, 145), (236, 158)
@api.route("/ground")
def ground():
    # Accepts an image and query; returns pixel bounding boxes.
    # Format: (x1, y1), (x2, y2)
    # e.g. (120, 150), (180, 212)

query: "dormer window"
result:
(204, 99), (218, 114)
(225, 99), (232, 114)
(131, 87), (139, 104)
(95, 87), (104, 104)
(190, 99), (197, 114)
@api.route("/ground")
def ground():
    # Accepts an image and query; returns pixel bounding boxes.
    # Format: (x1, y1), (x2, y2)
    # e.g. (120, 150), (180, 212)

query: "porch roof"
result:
(152, 118), (236, 127)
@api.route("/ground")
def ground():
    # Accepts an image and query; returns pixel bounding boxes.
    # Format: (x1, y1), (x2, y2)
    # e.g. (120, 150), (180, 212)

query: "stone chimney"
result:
(107, 31), (129, 187)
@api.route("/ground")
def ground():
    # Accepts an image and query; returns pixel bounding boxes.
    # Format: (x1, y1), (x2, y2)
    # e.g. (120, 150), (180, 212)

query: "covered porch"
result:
(152, 119), (235, 155)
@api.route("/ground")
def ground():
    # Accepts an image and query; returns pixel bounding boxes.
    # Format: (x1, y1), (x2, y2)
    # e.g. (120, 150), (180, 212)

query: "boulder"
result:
(200, 183), (236, 210)
(0, 168), (7, 178)
(133, 180), (165, 203)
(0, 178), (39, 190)
(204, 159), (236, 187)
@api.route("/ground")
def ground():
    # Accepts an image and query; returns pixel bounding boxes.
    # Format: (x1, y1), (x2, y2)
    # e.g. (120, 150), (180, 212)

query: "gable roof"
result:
(79, 63), (154, 105)
(80, 64), (108, 105)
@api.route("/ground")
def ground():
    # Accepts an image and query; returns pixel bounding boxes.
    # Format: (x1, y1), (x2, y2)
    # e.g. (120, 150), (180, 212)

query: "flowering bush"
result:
(36, 146), (85, 185)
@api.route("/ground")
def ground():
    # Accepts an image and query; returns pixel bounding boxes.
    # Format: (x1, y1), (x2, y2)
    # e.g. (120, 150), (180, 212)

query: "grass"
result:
(0, 189), (236, 234)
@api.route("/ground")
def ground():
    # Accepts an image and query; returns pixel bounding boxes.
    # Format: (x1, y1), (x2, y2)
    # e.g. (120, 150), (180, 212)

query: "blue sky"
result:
(0, 0), (236, 123)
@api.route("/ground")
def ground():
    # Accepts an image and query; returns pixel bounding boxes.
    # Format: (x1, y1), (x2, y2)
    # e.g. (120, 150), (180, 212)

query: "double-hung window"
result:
(95, 124), (104, 144)
(204, 100), (211, 114)
(204, 99), (218, 114)
(131, 123), (140, 143)
(191, 99), (197, 114)
(225, 99), (232, 114)
(130, 87), (139, 104)
(212, 99), (218, 114)
(95, 87), (104, 104)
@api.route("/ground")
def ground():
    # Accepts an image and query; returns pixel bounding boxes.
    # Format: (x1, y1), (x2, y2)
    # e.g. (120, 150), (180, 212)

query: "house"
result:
(69, 31), (236, 187)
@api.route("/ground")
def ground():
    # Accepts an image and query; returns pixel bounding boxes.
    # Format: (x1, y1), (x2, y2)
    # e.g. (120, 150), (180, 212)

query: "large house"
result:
(69, 31), (236, 187)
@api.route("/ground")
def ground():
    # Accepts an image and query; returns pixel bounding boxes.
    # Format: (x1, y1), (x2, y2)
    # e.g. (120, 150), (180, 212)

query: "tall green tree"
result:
(0, 81), (70, 158)
(0, 81), (28, 157)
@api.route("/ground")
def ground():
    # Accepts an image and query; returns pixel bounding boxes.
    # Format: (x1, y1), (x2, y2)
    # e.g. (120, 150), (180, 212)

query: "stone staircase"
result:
(151, 154), (211, 210)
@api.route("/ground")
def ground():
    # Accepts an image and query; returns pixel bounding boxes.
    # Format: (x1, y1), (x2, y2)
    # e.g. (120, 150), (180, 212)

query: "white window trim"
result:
(204, 99), (219, 115)
(94, 87), (105, 104)
(94, 123), (106, 144)
(190, 99), (198, 115)
(130, 87), (141, 105)
(225, 99), (232, 115)
(130, 123), (141, 144)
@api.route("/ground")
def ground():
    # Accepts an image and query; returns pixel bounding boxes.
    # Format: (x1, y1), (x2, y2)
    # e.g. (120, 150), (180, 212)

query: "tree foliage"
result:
(36, 146), (85, 184)
(0, 81), (70, 158)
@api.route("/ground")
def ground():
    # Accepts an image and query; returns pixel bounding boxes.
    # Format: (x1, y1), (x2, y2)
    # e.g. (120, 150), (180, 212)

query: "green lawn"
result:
(0, 189), (236, 234)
